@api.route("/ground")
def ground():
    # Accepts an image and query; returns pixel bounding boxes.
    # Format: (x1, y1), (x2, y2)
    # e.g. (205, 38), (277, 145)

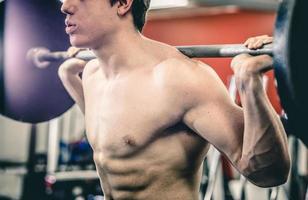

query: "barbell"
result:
(27, 44), (274, 69)
(0, 0), (307, 145)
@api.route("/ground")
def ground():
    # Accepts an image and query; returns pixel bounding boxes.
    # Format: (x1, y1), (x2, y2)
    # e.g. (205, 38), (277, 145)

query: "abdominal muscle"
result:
(88, 125), (210, 200)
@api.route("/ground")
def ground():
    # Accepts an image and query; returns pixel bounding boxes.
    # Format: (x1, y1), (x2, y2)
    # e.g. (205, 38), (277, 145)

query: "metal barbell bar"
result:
(27, 44), (273, 68)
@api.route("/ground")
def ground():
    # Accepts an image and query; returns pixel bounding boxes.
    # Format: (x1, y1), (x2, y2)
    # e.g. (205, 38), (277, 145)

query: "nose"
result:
(61, 0), (76, 15)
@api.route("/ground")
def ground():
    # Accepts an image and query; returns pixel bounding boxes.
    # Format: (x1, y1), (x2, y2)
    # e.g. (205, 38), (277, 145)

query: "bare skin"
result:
(59, 0), (290, 199)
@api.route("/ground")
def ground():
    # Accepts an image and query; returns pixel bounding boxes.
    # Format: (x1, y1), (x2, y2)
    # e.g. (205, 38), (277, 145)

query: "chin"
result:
(69, 35), (92, 48)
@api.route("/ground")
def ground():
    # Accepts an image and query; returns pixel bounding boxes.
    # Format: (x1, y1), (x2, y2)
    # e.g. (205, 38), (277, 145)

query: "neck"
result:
(92, 28), (151, 78)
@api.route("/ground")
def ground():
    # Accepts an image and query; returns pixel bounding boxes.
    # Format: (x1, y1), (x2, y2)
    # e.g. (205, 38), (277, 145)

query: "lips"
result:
(65, 19), (77, 34)
(66, 25), (77, 34)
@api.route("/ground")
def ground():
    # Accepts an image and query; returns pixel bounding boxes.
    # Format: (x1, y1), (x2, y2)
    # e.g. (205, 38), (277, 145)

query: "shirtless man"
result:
(58, 0), (290, 199)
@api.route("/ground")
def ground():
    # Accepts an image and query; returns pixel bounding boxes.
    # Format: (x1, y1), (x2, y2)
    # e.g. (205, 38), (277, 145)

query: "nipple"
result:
(123, 135), (136, 146)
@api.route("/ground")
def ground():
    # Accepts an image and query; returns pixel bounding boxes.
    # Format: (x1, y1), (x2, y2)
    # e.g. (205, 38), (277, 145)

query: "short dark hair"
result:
(110, 0), (151, 32)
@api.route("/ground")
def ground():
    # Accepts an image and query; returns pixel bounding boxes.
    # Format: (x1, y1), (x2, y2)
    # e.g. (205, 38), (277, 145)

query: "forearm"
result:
(238, 75), (290, 187)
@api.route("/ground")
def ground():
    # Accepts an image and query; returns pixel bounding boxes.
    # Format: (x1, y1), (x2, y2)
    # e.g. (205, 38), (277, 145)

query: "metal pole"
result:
(27, 44), (273, 68)
(47, 118), (60, 173)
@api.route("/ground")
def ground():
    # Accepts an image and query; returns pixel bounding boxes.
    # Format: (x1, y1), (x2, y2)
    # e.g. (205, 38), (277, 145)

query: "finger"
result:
(248, 42), (255, 49)
(67, 47), (80, 57)
(244, 38), (255, 47)
(245, 35), (273, 48)
(252, 40), (264, 49)
(247, 38), (259, 49)
(63, 58), (87, 65)
(257, 35), (269, 39)
(67, 47), (87, 57)
(262, 37), (274, 45)
(244, 38), (251, 46)
(244, 37), (256, 46)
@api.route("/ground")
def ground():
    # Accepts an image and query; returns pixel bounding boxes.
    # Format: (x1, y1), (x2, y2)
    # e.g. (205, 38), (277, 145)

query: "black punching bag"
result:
(1, 0), (74, 123)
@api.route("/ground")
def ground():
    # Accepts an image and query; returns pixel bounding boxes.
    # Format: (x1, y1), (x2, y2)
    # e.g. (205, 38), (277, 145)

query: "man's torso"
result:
(82, 55), (210, 200)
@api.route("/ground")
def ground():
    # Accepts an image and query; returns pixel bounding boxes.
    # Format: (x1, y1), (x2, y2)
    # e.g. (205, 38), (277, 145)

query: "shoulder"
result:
(82, 58), (100, 79)
(154, 57), (230, 106)
(155, 57), (223, 91)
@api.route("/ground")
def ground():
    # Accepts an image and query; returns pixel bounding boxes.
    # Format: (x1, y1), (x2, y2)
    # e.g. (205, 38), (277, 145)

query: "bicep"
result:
(184, 99), (244, 163)
(181, 62), (245, 164)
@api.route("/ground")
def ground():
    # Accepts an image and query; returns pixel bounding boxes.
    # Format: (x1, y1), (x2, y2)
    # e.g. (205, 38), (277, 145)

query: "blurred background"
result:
(0, 0), (307, 200)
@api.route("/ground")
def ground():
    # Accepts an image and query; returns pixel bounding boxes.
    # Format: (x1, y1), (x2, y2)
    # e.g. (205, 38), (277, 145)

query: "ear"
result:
(117, 0), (134, 16)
